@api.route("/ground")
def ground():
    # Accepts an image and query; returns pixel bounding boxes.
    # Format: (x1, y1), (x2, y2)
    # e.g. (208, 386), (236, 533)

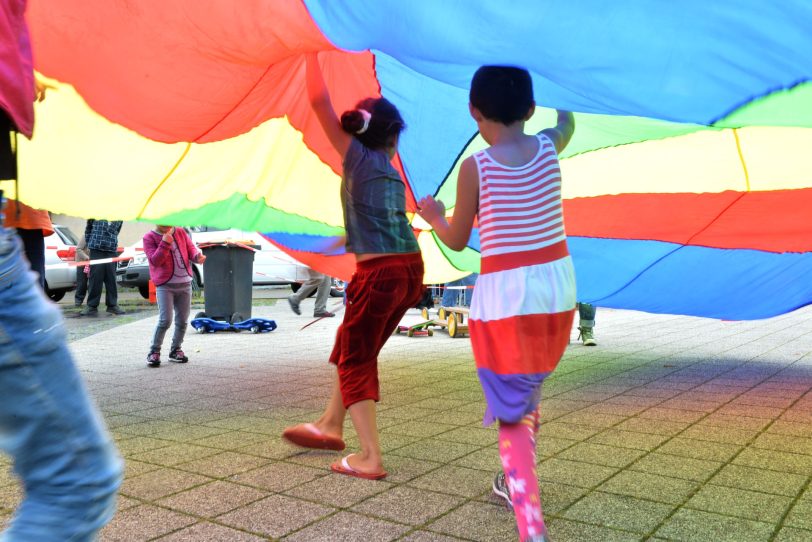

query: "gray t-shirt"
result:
(341, 138), (419, 255)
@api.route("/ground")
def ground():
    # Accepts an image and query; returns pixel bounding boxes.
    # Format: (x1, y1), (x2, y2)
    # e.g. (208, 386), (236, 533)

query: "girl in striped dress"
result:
(417, 66), (576, 542)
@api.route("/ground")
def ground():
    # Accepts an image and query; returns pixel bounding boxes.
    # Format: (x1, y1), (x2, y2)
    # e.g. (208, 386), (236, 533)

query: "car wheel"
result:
(195, 326), (206, 334)
(47, 286), (65, 302)
(138, 284), (150, 299)
(290, 283), (301, 294)
(250, 325), (260, 334)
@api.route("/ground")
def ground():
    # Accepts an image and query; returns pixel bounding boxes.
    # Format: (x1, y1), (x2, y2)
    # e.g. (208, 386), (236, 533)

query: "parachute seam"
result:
(138, 143), (192, 219)
(732, 128), (751, 191)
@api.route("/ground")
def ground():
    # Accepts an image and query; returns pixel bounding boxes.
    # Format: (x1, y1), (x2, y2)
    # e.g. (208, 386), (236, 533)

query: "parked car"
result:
(116, 227), (342, 298)
(43, 224), (80, 302)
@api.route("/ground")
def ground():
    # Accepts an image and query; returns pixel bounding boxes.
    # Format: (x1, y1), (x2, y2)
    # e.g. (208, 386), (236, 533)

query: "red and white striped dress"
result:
(469, 133), (576, 425)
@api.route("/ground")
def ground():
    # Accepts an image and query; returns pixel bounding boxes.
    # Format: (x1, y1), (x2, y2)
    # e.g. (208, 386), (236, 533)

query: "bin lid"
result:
(199, 240), (260, 251)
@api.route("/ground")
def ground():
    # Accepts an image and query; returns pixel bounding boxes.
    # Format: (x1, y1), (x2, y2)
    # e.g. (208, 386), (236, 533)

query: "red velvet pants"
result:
(329, 253), (424, 408)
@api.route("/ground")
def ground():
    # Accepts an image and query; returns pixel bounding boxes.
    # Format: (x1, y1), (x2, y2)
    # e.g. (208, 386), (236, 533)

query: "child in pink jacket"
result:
(143, 226), (205, 367)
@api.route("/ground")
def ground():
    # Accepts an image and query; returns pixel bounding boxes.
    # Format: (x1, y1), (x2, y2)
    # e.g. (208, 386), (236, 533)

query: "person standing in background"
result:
(81, 218), (125, 316)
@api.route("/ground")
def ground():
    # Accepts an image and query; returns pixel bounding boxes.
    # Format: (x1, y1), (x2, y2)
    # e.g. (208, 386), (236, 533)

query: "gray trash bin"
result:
(198, 242), (258, 323)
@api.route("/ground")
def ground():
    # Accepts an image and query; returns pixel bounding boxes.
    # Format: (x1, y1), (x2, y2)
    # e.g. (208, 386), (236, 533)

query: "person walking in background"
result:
(1, 1), (122, 538)
(81, 218), (125, 316)
(418, 66), (576, 542)
(577, 302), (597, 346)
(143, 225), (205, 368)
(288, 268), (335, 318)
(74, 228), (90, 306)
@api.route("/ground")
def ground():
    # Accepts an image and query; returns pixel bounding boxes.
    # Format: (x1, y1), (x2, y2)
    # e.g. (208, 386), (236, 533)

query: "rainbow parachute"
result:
(18, 0), (812, 319)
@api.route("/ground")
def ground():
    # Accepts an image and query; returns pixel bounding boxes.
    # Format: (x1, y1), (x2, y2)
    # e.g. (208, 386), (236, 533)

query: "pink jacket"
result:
(1, 0), (34, 137)
(143, 228), (201, 287)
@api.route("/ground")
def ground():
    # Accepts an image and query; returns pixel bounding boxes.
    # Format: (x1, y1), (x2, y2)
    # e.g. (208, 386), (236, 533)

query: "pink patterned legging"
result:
(498, 406), (547, 541)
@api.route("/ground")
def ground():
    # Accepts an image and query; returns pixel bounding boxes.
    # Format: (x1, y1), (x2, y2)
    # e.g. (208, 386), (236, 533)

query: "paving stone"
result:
(733, 447), (812, 476)
(598, 470), (698, 505)
(537, 422), (602, 441)
(397, 530), (466, 541)
(284, 511), (409, 542)
(285, 472), (392, 508)
(155, 521), (267, 541)
(187, 430), (269, 451)
(546, 518), (641, 542)
(537, 458), (618, 488)
(216, 494), (333, 538)
(629, 452), (722, 482)
(391, 439), (482, 463)
(99, 504), (197, 541)
(556, 442), (646, 468)
(774, 526), (812, 542)
(686, 484), (793, 523)
(354, 485), (465, 525)
(561, 491), (674, 533)
(426, 501), (517, 541)
(710, 464), (807, 497)
(409, 464), (494, 498)
(230, 461), (326, 492)
(752, 433), (812, 456)
(434, 426), (499, 447)
(128, 443), (222, 467)
(767, 420), (812, 439)
(588, 429), (670, 451)
(654, 508), (774, 542)
(656, 437), (742, 462)
(535, 481), (589, 515)
(382, 421), (460, 439)
(121, 468), (213, 501)
(784, 498), (812, 530)
(156, 480), (267, 518)
(678, 424), (761, 446)
(175, 451), (270, 478)
(613, 417), (691, 436)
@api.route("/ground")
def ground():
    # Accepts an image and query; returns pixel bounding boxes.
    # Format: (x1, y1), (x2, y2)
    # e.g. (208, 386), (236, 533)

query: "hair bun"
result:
(341, 110), (366, 134)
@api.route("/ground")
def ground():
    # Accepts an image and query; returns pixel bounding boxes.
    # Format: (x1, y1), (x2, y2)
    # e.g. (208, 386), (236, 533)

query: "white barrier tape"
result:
(44, 255), (132, 270)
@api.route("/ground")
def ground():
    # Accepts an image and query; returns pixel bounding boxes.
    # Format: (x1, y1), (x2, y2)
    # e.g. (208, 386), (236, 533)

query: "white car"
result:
(44, 224), (80, 301)
(116, 227), (339, 298)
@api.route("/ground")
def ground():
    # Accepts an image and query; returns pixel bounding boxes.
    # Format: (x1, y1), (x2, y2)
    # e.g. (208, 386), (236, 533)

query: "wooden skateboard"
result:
(395, 320), (435, 337)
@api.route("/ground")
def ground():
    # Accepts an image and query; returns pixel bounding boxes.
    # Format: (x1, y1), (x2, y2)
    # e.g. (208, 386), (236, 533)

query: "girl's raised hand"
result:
(417, 196), (446, 225)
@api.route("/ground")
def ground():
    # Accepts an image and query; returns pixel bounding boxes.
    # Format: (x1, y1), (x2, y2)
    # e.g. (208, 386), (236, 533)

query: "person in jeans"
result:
(577, 302), (597, 346)
(143, 225), (205, 367)
(288, 268), (335, 318)
(81, 218), (125, 316)
(1, 3), (122, 537)
(441, 272), (478, 308)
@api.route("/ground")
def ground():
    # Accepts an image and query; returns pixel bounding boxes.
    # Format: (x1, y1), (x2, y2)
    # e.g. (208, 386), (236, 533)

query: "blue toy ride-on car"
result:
(190, 316), (277, 334)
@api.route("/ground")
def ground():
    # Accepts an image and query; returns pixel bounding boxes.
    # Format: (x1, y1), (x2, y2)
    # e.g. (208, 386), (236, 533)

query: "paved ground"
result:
(2, 296), (811, 541)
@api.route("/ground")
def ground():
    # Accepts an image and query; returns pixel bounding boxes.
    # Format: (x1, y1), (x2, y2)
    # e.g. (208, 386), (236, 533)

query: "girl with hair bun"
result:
(282, 53), (423, 480)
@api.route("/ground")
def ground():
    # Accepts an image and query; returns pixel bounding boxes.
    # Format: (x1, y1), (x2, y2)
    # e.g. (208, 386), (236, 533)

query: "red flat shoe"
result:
(330, 454), (387, 480)
(282, 423), (345, 451)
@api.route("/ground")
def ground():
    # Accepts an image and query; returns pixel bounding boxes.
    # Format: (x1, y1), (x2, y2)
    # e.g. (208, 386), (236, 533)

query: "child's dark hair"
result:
(470, 66), (534, 125)
(340, 97), (405, 150)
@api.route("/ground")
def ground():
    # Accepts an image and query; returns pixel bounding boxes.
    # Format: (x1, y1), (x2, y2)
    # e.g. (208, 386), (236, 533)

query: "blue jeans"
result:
(578, 302), (596, 328)
(441, 273), (478, 307)
(0, 229), (122, 541)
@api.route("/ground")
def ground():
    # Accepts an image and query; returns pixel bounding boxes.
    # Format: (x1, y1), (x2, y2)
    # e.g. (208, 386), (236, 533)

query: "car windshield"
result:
(54, 226), (79, 245)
